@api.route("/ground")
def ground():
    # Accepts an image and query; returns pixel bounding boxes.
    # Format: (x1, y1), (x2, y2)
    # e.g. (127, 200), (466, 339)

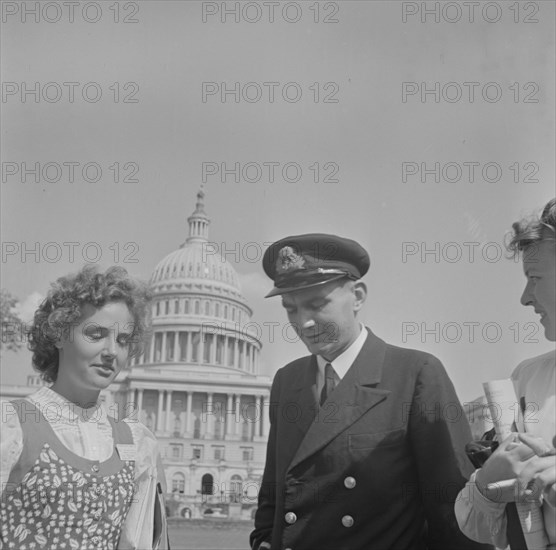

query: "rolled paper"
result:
(482, 379), (519, 440)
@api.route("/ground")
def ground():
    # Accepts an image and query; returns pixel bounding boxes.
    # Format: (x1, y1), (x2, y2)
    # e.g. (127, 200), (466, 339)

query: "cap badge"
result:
(276, 246), (306, 274)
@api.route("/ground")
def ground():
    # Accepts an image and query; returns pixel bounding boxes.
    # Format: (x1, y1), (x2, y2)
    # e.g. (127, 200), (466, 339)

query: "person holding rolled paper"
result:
(455, 199), (556, 550)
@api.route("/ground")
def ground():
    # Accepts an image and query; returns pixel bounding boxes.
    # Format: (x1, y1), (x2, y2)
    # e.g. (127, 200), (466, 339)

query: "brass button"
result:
(284, 512), (297, 524)
(341, 515), (354, 528)
(344, 476), (356, 489)
(91, 464), (100, 473)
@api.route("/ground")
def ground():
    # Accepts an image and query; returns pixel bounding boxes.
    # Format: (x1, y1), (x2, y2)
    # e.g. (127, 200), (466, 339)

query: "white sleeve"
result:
(126, 420), (159, 481)
(455, 470), (509, 549)
(0, 402), (24, 499)
(118, 420), (162, 550)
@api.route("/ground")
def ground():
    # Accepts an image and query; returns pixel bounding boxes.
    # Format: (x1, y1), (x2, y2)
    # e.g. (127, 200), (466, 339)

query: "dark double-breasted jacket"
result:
(250, 328), (492, 550)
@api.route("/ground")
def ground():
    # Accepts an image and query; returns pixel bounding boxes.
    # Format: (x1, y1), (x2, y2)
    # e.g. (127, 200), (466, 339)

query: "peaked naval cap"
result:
(262, 233), (370, 297)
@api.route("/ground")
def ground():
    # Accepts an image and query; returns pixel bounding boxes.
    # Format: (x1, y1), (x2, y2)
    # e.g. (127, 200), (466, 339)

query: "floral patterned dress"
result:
(1, 398), (136, 550)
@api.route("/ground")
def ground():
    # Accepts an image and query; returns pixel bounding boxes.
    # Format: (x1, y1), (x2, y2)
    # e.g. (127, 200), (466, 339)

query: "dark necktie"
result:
(320, 363), (336, 406)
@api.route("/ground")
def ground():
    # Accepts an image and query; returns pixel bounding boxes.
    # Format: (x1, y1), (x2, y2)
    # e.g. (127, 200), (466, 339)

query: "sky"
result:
(1, 0), (555, 404)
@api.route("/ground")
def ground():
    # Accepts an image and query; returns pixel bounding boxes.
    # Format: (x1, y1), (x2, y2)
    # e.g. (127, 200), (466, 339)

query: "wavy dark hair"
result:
(506, 198), (556, 257)
(28, 265), (152, 383)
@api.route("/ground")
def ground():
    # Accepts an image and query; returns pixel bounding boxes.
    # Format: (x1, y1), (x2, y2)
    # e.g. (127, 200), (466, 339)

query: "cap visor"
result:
(264, 274), (347, 298)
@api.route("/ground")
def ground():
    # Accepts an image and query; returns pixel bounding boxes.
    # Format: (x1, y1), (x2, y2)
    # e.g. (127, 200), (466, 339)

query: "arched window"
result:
(244, 344), (250, 370)
(203, 334), (213, 363)
(224, 305), (228, 319)
(172, 472), (185, 494)
(215, 303), (220, 317)
(156, 302), (160, 316)
(205, 301), (210, 316)
(184, 300), (190, 314)
(230, 475), (242, 503)
(178, 332), (188, 362)
(195, 301), (200, 315)
(174, 300), (180, 314)
(191, 332), (200, 362)
(215, 335), (224, 365)
(227, 338), (235, 367)
(201, 473), (214, 495)
(230, 474), (243, 502)
(238, 341), (244, 369)
(154, 333), (163, 362)
(166, 332), (175, 362)
(165, 301), (169, 315)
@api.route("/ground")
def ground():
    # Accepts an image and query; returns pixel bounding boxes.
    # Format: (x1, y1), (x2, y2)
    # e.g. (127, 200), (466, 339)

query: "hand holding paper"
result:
(482, 379), (550, 549)
(477, 434), (536, 502)
(518, 433), (556, 508)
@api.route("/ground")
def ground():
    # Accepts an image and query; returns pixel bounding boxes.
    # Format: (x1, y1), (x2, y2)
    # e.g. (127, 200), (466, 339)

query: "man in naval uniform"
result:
(250, 234), (491, 550)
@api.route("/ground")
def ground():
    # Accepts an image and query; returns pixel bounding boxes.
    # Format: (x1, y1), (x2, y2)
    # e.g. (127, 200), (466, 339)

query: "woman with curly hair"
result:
(0, 265), (169, 550)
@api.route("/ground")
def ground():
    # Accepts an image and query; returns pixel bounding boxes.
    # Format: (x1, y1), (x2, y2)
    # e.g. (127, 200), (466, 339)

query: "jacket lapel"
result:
(282, 357), (320, 444)
(288, 329), (390, 471)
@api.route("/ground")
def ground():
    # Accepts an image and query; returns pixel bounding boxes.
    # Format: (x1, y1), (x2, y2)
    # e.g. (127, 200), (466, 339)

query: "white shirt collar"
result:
(316, 324), (368, 381)
(30, 386), (108, 424)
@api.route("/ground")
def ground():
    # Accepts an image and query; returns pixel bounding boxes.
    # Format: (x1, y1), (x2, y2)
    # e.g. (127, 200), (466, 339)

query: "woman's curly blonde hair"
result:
(506, 198), (556, 257)
(27, 265), (152, 383)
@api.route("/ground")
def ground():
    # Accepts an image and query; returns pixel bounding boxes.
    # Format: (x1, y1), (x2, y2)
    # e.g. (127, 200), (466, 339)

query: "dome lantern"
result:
(185, 187), (209, 244)
(150, 188), (247, 304)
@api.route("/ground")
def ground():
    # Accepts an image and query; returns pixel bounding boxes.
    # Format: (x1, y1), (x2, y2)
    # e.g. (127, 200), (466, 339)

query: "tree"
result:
(0, 289), (24, 352)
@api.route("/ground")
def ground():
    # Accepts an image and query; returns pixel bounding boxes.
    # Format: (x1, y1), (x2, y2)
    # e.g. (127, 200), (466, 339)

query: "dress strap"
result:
(107, 414), (134, 445)
(4, 399), (54, 494)
(9, 398), (54, 451)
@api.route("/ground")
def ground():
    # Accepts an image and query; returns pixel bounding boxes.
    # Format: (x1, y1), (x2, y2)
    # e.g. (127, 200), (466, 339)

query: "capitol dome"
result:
(131, 188), (261, 374)
(151, 245), (242, 292)
(151, 189), (246, 307)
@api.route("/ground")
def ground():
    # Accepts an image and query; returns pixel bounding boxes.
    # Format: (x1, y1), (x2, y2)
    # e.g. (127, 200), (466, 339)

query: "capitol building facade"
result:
(120, 189), (271, 518)
(1, 190), (271, 519)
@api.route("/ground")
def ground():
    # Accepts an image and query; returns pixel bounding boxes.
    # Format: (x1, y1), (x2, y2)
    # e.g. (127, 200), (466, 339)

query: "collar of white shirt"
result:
(30, 386), (108, 425)
(316, 325), (368, 388)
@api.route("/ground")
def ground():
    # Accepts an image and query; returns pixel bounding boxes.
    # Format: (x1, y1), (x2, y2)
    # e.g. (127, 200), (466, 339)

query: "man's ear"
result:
(352, 281), (367, 311)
